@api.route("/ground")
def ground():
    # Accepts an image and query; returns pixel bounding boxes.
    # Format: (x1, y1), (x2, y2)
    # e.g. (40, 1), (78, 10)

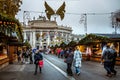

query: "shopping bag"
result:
(38, 60), (44, 67)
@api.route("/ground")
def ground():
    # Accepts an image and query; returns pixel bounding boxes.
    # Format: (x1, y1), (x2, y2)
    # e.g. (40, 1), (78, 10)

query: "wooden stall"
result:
(78, 34), (120, 65)
(0, 13), (23, 69)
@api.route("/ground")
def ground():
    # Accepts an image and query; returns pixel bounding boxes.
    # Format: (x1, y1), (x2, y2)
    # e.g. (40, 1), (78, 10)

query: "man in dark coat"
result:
(101, 45), (113, 77)
(65, 48), (74, 76)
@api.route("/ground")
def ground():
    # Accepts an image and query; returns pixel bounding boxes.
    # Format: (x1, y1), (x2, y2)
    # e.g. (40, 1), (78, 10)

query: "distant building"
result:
(22, 16), (72, 49)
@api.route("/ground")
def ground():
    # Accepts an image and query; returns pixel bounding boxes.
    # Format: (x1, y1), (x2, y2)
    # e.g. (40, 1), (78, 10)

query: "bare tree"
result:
(112, 10), (120, 34)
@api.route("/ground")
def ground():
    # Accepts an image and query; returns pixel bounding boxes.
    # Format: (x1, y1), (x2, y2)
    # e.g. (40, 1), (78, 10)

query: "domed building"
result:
(22, 16), (72, 49)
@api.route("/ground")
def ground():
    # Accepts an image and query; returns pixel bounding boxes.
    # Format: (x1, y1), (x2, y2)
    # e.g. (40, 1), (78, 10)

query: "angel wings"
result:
(44, 1), (66, 20)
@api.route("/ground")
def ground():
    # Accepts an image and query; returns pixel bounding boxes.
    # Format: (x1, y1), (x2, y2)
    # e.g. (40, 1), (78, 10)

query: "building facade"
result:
(22, 16), (72, 49)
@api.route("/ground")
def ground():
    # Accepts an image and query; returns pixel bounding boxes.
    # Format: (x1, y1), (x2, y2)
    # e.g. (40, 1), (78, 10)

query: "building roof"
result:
(95, 34), (120, 39)
(23, 17), (72, 32)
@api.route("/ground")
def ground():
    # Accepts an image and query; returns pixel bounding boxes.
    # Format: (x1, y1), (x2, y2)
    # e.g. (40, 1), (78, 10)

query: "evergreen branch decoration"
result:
(0, 14), (23, 42)
(79, 34), (110, 45)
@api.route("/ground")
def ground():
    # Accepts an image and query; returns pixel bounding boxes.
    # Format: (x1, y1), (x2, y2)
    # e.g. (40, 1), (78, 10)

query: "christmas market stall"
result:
(78, 34), (109, 61)
(78, 34), (120, 65)
(0, 14), (23, 69)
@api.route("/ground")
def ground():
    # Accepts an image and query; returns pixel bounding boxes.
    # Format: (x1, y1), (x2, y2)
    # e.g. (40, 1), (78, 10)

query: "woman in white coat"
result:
(73, 47), (82, 76)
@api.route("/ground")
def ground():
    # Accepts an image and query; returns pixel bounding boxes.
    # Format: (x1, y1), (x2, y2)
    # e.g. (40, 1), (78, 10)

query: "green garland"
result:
(67, 41), (77, 47)
(78, 34), (110, 45)
(0, 14), (23, 42)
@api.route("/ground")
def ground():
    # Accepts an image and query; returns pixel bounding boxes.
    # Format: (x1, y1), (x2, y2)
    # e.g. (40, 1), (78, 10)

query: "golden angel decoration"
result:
(44, 1), (66, 20)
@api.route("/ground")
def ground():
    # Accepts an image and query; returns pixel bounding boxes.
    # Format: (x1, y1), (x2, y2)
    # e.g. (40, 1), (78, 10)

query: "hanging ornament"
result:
(44, 1), (66, 20)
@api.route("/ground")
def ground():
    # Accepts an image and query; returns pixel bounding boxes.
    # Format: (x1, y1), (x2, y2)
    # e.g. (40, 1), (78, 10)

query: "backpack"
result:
(104, 50), (114, 61)
(110, 49), (117, 60)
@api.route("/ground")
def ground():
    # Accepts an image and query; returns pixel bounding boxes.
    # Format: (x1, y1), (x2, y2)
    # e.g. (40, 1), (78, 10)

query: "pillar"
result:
(24, 31), (27, 41)
(33, 31), (36, 48)
(30, 31), (33, 47)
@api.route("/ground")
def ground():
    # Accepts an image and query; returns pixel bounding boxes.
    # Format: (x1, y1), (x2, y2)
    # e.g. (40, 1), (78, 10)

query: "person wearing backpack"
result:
(110, 45), (117, 76)
(34, 50), (43, 75)
(101, 45), (113, 77)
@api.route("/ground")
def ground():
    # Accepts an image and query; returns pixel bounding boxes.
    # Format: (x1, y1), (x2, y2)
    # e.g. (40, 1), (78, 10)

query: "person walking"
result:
(101, 45), (113, 77)
(57, 48), (61, 58)
(73, 47), (82, 76)
(25, 49), (29, 63)
(29, 49), (33, 64)
(60, 49), (64, 58)
(21, 49), (26, 64)
(17, 50), (21, 63)
(100, 45), (107, 64)
(86, 46), (91, 61)
(110, 45), (117, 75)
(65, 48), (74, 76)
(34, 50), (43, 75)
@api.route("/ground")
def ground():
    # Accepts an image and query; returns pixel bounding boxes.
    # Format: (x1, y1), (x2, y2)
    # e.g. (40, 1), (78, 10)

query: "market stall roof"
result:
(78, 34), (110, 45)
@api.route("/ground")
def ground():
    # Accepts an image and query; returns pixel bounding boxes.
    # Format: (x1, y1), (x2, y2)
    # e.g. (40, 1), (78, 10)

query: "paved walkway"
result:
(0, 54), (120, 80)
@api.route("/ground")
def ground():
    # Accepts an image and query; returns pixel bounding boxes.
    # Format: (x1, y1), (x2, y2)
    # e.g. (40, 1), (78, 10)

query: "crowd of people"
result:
(16, 49), (33, 64)
(51, 44), (118, 77)
(16, 48), (44, 75)
(15, 44), (118, 77)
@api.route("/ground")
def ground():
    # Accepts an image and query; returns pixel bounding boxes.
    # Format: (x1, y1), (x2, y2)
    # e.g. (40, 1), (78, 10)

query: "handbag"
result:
(38, 60), (44, 67)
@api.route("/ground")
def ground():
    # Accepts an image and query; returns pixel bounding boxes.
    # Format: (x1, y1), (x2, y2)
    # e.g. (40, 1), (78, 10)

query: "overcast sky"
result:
(16, 0), (120, 34)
